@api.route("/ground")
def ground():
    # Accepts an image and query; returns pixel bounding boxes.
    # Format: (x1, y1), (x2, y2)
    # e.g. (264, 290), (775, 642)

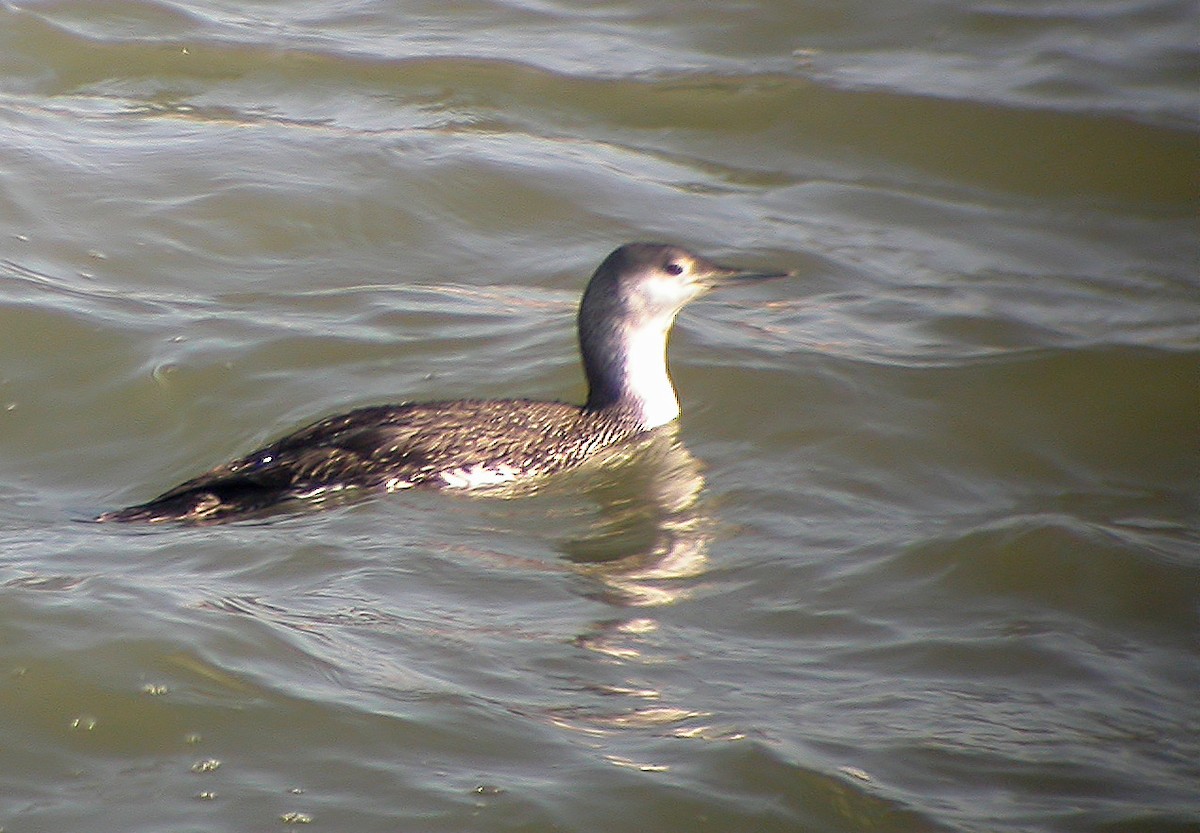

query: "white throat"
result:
(618, 321), (680, 429)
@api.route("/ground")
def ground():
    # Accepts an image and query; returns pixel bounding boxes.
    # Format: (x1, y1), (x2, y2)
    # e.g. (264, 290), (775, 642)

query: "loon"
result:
(98, 242), (788, 523)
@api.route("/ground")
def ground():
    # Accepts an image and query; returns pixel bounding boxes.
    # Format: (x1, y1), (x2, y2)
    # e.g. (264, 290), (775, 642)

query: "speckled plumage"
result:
(99, 243), (786, 522)
(99, 400), (643, 522)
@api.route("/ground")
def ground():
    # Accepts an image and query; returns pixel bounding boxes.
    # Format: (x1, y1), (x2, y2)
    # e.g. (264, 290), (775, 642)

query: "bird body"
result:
(99, 243), (786, 522)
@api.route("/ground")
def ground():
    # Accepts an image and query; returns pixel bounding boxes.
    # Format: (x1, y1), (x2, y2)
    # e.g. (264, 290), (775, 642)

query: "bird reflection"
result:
(557, 426), (714, 607)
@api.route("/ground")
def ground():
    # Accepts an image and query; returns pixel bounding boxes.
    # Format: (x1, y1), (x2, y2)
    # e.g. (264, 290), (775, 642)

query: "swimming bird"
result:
(98, 242), (787, 522)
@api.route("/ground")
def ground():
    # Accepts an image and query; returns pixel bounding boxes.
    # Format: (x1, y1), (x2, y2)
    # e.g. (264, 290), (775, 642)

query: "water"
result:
(1, 0), (1197, 831)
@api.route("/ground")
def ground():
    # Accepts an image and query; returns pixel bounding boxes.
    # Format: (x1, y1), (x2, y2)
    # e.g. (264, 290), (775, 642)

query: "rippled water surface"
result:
(1, 1), (1197, 831)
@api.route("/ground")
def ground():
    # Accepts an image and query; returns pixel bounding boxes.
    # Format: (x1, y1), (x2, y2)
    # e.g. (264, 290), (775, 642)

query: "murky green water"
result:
(1, 1), (1197, 831)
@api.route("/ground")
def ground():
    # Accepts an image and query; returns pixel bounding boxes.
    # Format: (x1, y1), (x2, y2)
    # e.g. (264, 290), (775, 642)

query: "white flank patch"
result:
(438, 463), (522, 490)
(294, 483), (346, 500)
(384, 477), (415, 492)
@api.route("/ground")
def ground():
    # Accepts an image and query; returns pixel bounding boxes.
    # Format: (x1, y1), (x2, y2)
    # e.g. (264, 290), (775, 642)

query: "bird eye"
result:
(664, 262), (684, 276)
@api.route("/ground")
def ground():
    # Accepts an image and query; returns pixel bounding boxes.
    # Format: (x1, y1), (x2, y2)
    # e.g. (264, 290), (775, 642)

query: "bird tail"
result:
(95, 473), (303, 523)
(97, 488), (234, 523)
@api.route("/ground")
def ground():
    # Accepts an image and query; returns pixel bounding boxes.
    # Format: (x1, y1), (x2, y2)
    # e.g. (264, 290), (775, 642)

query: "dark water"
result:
(1, 1), (1197, 831)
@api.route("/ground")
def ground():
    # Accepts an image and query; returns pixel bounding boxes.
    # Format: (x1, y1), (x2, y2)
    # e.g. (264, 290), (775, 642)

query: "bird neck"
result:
(581, 317), (680, 429)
